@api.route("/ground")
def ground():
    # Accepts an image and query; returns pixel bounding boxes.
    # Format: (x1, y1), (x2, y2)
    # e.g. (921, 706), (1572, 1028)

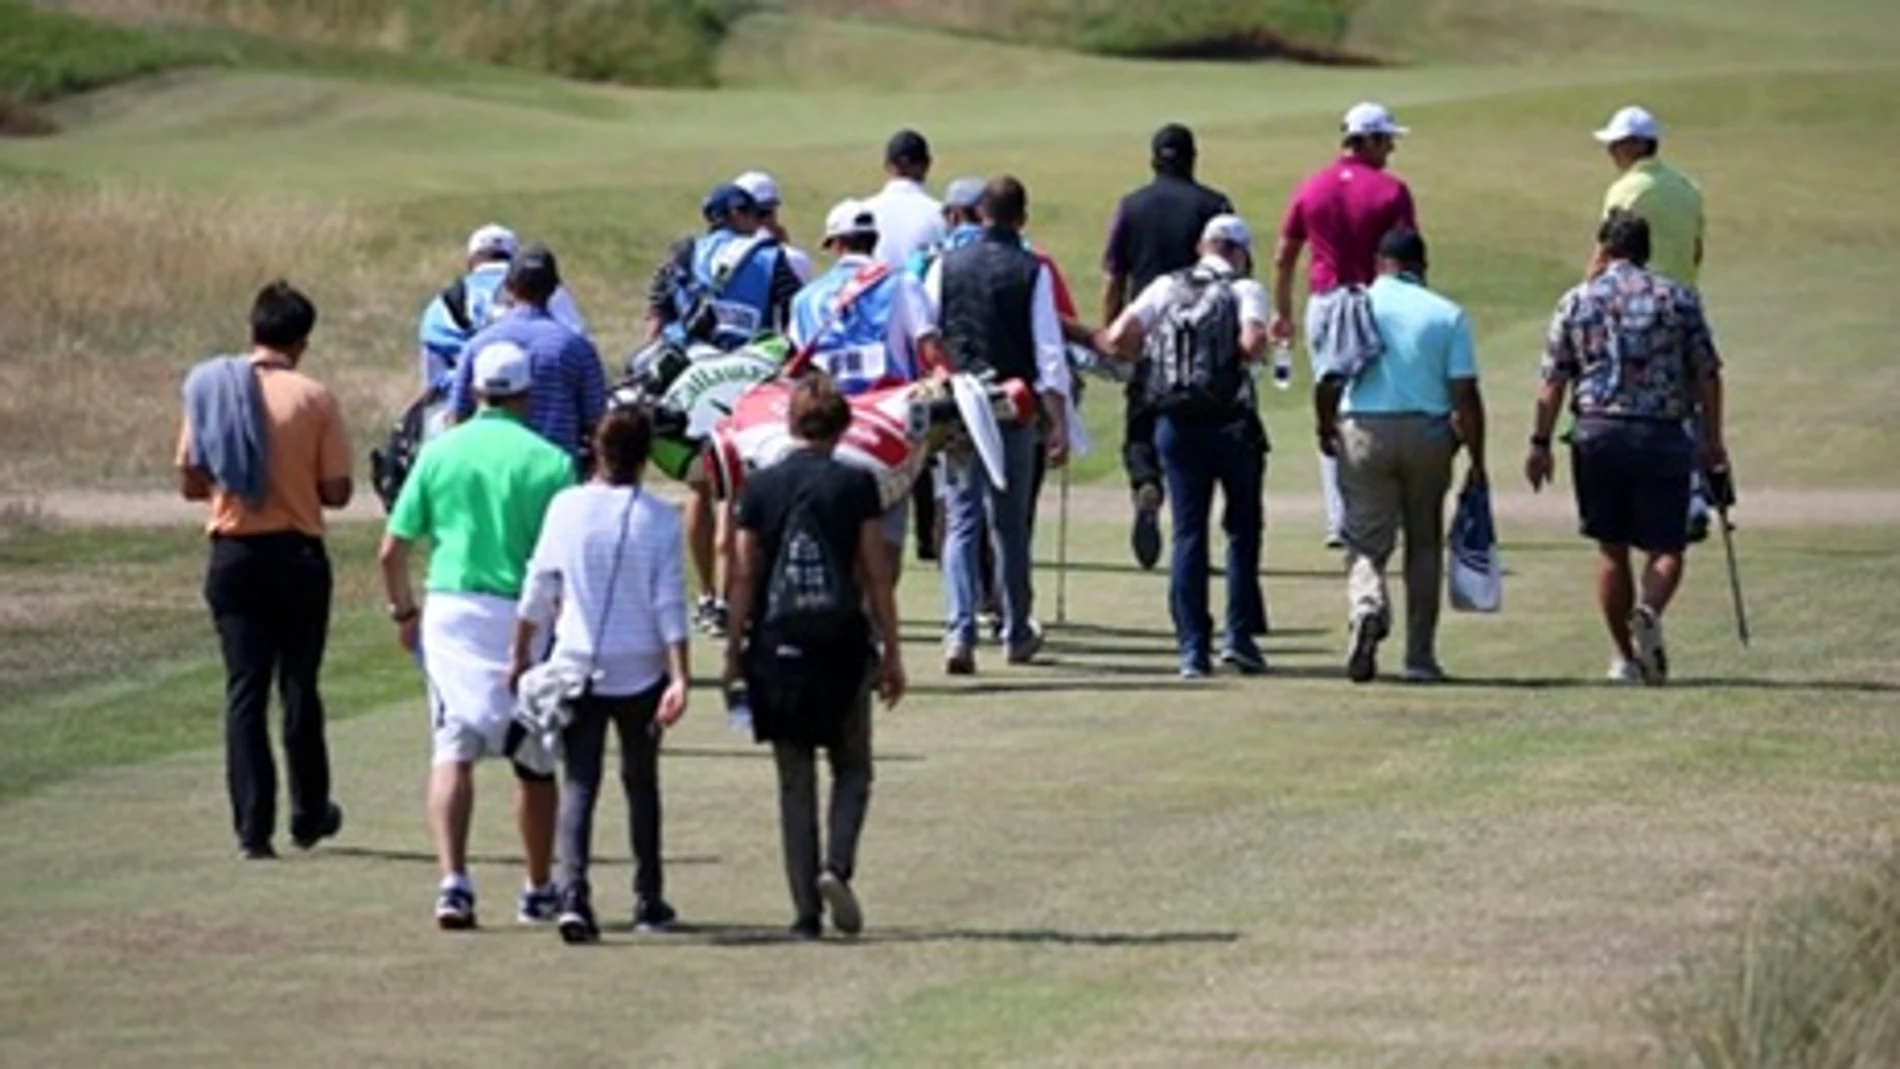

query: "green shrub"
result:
(786, 0), (1363, 57)
(0, 0), (212, 103)
(1643, 854), (1900, 1067)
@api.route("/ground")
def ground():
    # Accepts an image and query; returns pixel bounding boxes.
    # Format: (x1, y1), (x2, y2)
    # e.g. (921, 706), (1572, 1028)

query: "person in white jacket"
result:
(512, 404), (691, 945)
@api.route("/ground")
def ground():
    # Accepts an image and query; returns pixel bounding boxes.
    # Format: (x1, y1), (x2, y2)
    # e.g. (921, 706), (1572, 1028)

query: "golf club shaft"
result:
(1718, 508), (1750, 648)
(1056, 461), (1070, 626)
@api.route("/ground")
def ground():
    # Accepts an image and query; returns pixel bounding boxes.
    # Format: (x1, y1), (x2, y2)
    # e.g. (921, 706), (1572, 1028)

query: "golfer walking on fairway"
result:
(380, 342), (576, 929)
(1271, 102), (1421, 547)
(178, 280), (351, 860)
(1529, 211), (1727, 685)
(1315, 230), (1487, 685)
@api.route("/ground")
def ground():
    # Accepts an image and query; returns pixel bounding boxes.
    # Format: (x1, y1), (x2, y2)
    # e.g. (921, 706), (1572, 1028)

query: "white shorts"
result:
(421, 592), (537, 768)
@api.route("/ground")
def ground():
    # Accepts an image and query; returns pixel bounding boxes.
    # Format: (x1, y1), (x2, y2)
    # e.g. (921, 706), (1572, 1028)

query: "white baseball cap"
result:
(1342, 101), (1408, 138)
(466, 223), (518, 260)
(472, 341), (532, 398)
(1594, 105), (1661, 143)
(823, 198), (879, 242)
(733, 170), (782, 208)
(1201, 213), (1253, 250)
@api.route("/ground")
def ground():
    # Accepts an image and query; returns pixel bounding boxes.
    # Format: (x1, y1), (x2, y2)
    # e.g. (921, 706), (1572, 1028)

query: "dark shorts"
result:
(1571, 417), (1694, 554)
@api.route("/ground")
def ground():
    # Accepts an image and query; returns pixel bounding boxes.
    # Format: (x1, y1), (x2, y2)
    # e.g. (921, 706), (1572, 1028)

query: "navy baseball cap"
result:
(701, 182), (759, 224)
(885, 129), (931, 166)
(1152, 123), (1198, 165)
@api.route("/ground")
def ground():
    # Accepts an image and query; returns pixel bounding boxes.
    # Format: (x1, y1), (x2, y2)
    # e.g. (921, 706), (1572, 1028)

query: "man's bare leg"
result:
(428, 762), (474, 881)
(1596, 543), (1637, 661)
(515, 776), (557, 891)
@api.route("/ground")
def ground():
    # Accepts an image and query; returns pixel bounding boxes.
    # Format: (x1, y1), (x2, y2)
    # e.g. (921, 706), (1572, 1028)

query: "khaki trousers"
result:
(1337, 415), (1456, 669)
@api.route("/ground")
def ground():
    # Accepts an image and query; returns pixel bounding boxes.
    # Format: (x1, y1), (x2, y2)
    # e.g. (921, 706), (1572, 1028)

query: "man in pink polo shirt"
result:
(1270, 102), (1420, 546)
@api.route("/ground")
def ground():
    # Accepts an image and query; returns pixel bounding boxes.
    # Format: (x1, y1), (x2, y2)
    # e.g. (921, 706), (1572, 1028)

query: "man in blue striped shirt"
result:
(448, 243), (607, 464)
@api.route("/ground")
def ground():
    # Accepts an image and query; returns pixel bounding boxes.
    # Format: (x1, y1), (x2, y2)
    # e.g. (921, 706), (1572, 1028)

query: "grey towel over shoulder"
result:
(1308, 286), (1385, 381)
(182, 355), (270, 508)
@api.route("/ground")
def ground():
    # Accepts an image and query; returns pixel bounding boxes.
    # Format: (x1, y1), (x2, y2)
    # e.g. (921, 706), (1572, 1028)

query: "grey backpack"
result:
(1148, 267), (1244, 417)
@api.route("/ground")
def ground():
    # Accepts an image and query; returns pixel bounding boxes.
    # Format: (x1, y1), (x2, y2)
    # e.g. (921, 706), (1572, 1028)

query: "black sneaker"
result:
(238, 843), (277, 861)
(557, 891), (600, 945)
(435, 886), (477, 931)
(789, 916), (823, 942)
(1347, 613), (1386, 685)
(292, 801), (344, 851)
(633, 898), (679, 933)
(694, 595), (727, 638)
(817, 869), (863, 936)
(1219, 647), (1268, 676)
(1131, 485), (1163, 571)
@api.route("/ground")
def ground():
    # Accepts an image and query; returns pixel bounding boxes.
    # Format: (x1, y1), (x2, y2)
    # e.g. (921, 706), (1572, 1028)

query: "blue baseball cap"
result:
(701, 182), (760, 224)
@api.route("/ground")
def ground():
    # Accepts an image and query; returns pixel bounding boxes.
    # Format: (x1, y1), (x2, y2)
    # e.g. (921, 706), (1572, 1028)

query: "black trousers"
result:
(772, 681), (874, 924)
(1122, 374), (1163, 495)
(203, 532), (334, 850)
(557, 685), (665, 903)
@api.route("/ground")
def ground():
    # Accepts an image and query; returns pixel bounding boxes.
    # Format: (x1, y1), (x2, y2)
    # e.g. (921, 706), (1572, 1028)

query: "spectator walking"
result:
(418, 224), (588, 397)
(512, 405), (691, 944)
(864, 129), (946, 269)
(1271, 102), (1421, 547)
(447, 243), (607, 467)
(789, 198), (947, 579)
(1527, 211), (1727, 685)
(1314, 230), (1486, 685)
(177, 280), (351, 860)
(1098, 215), (1269, 678)
(379, 341), (576, 930)
(725, 374), (906, 940)
(1101, 124), (1234, 571)
(925, 176), (1072, 674)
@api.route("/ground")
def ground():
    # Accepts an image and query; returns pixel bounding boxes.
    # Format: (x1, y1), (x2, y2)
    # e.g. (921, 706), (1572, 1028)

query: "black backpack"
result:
(1147, 267), (1245, 417)
(760, 490), (859, 649)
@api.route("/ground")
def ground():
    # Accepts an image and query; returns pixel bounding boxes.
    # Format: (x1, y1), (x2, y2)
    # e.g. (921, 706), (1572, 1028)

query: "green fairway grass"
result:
(3, 0), (1900, 1062)
(0, 514), (1896, 1065)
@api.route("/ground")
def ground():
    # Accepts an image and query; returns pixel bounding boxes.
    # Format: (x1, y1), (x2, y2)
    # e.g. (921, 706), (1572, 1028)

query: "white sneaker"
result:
(1606, 659), (1643, 684)
(1629, 606), (1668, 686)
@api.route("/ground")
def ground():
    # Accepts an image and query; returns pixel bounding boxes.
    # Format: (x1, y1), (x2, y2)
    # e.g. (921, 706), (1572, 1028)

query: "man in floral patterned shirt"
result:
(1527, 210), (1727, 686)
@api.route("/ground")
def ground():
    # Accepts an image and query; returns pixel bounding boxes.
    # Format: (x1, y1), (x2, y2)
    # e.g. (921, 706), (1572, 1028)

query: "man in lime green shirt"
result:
(378, 340), (576, 931)
(1589, 105), (1715, 544)
(1593, 105), (1705, 287)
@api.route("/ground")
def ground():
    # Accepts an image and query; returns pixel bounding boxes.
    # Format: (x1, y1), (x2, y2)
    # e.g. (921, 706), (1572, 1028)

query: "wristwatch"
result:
(1529, 434), (1553, 450)
(387, 603), (420, 623)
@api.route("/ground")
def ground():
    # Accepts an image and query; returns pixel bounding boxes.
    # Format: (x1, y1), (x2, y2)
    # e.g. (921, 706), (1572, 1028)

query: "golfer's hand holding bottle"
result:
(1270, 342), (1294, 391)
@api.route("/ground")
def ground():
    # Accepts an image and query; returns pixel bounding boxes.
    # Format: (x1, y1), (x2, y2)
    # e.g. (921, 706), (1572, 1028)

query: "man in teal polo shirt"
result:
(379, 341), (575, 931)
(1315, 230), (1487, 685)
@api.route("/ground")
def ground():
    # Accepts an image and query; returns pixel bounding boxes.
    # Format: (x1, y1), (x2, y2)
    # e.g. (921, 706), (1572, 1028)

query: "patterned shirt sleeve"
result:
(1540, 291), (1580, 384)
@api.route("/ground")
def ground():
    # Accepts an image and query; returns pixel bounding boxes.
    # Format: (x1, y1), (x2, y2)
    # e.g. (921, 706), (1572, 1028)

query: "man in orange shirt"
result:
(177, 280), (355, 860)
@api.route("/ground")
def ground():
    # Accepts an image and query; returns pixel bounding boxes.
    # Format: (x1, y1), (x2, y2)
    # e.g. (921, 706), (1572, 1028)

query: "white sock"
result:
(441, 872), (472, 894)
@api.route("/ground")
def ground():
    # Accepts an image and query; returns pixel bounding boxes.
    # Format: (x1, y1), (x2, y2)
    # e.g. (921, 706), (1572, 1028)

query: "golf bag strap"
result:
(782, 261), (895, 380)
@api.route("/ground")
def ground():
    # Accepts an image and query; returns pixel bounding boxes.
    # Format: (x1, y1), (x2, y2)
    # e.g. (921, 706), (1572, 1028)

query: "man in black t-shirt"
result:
(1102, 124), (1234, 573)
(726, 373), (905, 940)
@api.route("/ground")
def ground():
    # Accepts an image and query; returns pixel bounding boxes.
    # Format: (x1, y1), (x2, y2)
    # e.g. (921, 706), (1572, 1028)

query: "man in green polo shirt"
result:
(1590, 104), (1715, 542)
(378, 340), (575, 931)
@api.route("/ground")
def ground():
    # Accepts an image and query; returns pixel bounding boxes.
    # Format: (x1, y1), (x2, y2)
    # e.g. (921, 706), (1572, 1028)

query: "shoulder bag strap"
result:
(782, 261), (894, 379)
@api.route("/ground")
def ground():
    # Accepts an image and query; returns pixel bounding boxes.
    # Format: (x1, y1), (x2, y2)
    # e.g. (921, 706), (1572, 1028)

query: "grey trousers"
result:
(557, 684), (664, 903)
(772, 682), (874, 923)
(1337, 415), (1456, 670)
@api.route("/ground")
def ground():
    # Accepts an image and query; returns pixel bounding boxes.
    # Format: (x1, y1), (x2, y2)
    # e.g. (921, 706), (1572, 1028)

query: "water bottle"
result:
(724, 682), (753, 735)
(1270, 343), (1294, 391)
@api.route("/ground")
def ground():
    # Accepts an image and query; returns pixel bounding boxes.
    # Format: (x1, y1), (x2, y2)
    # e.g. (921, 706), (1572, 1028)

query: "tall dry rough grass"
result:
(0, 185), (408, 491)
(1643, 854), (1900, 1068)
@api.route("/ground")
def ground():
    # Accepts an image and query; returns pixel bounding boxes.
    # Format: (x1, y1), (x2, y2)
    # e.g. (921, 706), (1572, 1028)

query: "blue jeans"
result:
(944, 423), (1038, 652)
(1156, 413), (1266, 667)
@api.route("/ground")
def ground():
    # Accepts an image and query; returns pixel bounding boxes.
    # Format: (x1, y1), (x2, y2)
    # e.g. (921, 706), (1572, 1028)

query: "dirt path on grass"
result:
(12, 485), (1900, 531)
